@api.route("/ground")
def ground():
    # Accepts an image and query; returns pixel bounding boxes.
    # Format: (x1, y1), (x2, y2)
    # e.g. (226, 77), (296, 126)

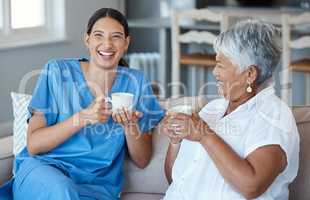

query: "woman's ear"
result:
(247, 65), (259, 84)
(124, 36), (131, 52)
(84, 33), (90, 48)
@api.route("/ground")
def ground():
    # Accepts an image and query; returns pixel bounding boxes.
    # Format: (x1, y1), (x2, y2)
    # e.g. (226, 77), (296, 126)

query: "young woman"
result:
(0, 8), (164, 200)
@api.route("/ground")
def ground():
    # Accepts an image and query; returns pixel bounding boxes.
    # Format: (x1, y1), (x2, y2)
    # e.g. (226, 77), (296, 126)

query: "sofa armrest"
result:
(0, 135), (13, 185)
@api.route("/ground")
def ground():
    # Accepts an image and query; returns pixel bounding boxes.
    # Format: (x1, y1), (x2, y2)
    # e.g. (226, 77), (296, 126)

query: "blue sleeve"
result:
(136, 76), (165, 133)
(27, 60), (59, 126)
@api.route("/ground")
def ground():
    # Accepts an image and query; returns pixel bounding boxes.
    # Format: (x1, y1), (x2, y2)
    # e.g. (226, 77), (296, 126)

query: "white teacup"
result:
(169, 105), (193, 135)
(106, 92), (134, 111)
(169, 105), (193, 116)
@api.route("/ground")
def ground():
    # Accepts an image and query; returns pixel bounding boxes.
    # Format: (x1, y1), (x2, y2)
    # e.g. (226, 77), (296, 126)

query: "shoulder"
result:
(253, 94), (296, 133)
(198, 98), (227, 123)
(42, 58), (80, 77)
(118, 66), (147, 82)
(199, 98), (227, 114)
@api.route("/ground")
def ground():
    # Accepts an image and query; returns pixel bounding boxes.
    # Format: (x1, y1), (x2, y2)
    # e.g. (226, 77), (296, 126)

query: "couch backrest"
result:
(290, 106), (310, 200)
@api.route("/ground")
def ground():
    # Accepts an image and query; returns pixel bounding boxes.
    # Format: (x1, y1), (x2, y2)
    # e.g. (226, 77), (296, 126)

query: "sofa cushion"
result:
(289, 106), (310, 200)
(121, 192), (164, 200)
(123, 128), (170, 194)
(11, 92), (32, 155)
(0, 135), (13, 185)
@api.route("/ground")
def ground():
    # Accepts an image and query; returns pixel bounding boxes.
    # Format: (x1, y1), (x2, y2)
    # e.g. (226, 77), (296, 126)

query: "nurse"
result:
(0, 8), (164, 200)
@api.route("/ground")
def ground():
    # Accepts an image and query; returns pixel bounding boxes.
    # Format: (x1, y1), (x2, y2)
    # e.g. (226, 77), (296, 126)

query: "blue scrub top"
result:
(1, 58), (165, 199)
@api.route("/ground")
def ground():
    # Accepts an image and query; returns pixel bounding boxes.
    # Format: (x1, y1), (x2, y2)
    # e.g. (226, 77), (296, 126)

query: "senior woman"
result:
(162, 20), (300, 200)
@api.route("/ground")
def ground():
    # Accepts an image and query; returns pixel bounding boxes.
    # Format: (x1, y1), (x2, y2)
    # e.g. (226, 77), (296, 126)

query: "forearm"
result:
(27, 113), (84, 155)
(199, 133), (258, 196)
(164, 142), (181, 184)
(124, 123), (152, 169)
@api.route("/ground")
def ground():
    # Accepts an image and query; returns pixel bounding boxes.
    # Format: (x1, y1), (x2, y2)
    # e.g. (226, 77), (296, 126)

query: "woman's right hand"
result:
(78, 96), (112, 125)
(160, 113), (183, 144)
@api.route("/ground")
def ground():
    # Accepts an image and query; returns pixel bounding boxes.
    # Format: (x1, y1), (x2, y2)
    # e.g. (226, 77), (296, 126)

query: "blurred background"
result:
(0, 0), (309, 137)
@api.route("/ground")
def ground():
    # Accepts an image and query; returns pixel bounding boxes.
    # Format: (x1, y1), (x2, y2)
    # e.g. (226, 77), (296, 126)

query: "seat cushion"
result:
(290, 106), (310, 200)
(0, 135), (14, 185)
(121, 192), (164, 200)
(123, 129), (170, 194)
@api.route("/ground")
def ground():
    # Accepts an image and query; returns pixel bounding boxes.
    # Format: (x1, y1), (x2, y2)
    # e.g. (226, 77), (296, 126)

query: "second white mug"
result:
(106, 92), (134, 111)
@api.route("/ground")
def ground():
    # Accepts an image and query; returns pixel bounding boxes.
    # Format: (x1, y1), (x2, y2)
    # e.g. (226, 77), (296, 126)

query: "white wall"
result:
(0, 0), (124, 137)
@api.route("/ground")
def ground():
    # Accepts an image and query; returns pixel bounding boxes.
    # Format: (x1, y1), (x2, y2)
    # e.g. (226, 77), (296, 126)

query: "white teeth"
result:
(217, 81), (223, 86)
(98, 51), (114, 56)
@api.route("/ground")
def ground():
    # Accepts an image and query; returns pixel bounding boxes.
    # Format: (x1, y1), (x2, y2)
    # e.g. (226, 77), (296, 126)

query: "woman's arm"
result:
(27, 96), (111, 155)
(113, 109), (153, 169)
(164, 142), (181, 184)
(27, 112), (84, 155)
(123, 123), (152, 169)
(160, 114), (183, 184)
(199, 134), (287, 199)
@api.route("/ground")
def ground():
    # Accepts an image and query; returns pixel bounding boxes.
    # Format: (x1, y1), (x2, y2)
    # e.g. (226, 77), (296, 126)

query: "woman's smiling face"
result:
(84, 17), (130, 69)
(213, 52), (248, 101)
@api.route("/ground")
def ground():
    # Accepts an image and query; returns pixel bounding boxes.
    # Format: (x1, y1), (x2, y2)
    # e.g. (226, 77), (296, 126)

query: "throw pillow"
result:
(10, 92), (32, 155)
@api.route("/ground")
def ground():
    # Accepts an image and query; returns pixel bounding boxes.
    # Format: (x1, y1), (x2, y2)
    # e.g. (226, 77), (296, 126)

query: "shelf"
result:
(180, 53), (216, 67)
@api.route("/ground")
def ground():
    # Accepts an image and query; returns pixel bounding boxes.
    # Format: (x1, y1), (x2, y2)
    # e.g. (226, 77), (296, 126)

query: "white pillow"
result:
(10, 92), (32, 155)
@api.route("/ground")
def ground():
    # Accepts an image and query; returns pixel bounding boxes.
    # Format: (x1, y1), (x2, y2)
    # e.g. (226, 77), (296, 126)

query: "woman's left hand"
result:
(166, 112), (211, 142)
(112, 107), (143, 127)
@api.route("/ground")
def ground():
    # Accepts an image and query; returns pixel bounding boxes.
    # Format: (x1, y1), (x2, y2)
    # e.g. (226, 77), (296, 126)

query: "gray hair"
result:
(214, 19), (282, 85)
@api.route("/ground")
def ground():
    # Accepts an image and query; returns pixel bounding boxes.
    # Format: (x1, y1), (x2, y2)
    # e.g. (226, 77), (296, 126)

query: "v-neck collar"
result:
(76, 58), (120, 101)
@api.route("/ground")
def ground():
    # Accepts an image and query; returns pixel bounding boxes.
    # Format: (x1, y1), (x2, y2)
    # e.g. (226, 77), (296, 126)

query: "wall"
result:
(127, 0), (160, 52)
(0, 0), (124, 137)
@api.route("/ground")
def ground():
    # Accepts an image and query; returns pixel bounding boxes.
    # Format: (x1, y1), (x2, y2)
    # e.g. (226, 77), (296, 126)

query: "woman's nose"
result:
(212, 65), (218, 77)
(102, 36), (113, 47)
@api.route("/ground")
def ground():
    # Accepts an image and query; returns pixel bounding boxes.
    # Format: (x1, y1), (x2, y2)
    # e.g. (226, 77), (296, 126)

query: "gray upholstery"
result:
(122, 129), (170, 194)
(289, 106), (310, 200)
(0, 135), (13, 185)
(0, 100), (309, 200)
(121, 193), (164, 200)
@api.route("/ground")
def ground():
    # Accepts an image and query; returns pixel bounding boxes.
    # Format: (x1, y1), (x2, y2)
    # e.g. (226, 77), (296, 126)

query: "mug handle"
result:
(104, 97), (113, 110)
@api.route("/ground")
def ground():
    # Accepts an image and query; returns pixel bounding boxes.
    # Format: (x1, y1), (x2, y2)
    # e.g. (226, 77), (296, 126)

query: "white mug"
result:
(169, 105), (193, 116)
(106, 92), (134, 111)
(168, 105), (193, 135)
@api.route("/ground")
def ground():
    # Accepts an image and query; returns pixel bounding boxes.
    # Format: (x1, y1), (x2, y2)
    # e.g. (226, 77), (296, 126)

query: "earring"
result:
(246, 80), (252, 93)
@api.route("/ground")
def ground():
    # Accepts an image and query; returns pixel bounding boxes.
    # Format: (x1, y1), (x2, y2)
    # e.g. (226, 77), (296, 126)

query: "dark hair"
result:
(87, 8), (129, 67)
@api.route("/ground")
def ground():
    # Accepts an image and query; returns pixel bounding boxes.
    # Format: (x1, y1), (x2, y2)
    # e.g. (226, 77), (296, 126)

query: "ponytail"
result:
(118, 58), (129, 68)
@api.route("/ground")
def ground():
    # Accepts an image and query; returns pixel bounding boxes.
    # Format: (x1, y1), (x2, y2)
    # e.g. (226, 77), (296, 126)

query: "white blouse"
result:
(164, 86), (300, 200)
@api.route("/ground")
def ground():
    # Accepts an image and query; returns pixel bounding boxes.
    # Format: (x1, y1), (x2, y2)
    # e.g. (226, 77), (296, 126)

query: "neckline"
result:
(76, 58), (120, 100)
(222, 86), (275, 119)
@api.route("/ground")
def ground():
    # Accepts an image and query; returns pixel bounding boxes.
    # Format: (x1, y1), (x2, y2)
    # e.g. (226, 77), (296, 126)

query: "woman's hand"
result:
(163, 112), (211, 142)
(112, 107), (143, 127)
(79, 96), (112, 125)
(160, 114), (184, 144)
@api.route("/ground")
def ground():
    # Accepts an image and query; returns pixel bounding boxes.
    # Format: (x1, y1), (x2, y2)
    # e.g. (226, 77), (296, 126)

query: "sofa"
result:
(0, 97), (310, 200)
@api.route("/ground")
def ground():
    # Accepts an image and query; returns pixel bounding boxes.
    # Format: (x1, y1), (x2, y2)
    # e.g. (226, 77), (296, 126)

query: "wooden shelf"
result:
(180, 53), (216, 67)
(291, 58), (310, 73)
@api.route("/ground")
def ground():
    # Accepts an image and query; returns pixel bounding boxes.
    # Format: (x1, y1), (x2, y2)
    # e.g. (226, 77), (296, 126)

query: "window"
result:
(0, 0), (3, 29)
(0, 0), (65, 49)
(11, 0), (45, 29)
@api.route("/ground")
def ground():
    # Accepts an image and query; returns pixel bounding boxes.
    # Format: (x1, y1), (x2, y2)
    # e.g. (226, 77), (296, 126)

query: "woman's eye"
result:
(217, 64), (225, 68)
(94, 33), (103, 38)
(112, 35), (122, 39)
